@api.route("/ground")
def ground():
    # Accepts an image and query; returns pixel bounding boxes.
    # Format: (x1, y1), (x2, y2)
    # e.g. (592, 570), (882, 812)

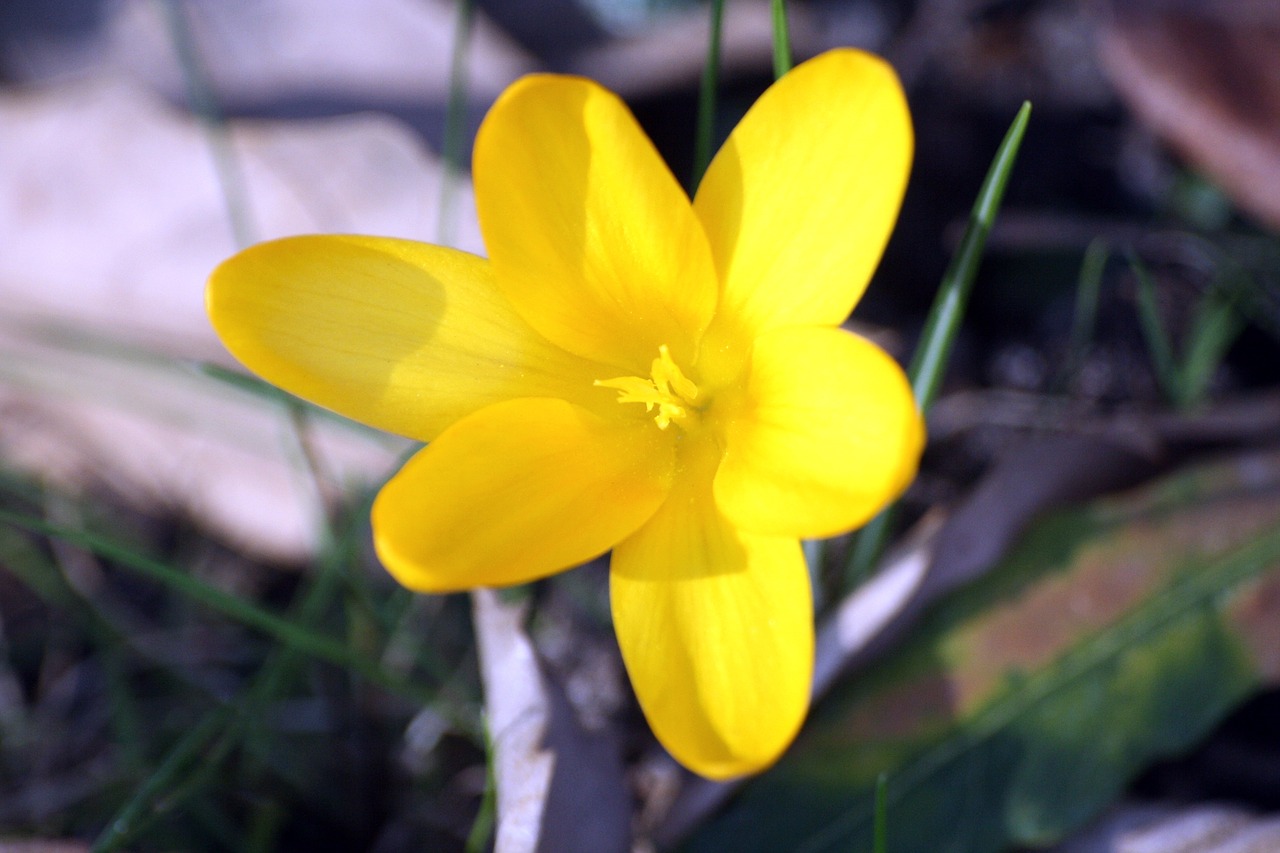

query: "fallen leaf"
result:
(3, 0), (531, 100)
(684, 447), (1280, 853)
(1097, 5), (1280, 231)
(1050, 803), (1280, 853)
(471, 590), (630, 853)
(0, 77), (479, 559)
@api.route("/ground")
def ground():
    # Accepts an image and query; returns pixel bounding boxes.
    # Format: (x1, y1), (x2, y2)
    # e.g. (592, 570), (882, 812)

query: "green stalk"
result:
(771, 0), (792, 78)
(691, 0), (727, 190)
(438, 0), (476, 247)
(464, 723), (498, 853)
(873, 773), (889, 853)
(907, 102), (1032, 408)
(1130, 250), (1182, 405)
(161, 0), (337, 543)
(92, 707), (233, 852)
(1061, 238), (1108, 386)
(156, 0), (255, 249)
(844, 102), (1033, 588)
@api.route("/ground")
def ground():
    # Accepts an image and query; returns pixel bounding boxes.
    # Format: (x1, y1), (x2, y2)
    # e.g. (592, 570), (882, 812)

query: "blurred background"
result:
(1, 1), (1279, 851)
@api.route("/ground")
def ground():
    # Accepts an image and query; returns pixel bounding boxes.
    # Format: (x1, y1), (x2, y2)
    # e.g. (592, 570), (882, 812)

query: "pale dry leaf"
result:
(6, 0), (533, 100)
(0, 77), (478, 559)
(471, 589), (631, 853)
(472, 589), (555, 853)
(1051, 803), (1280, 853)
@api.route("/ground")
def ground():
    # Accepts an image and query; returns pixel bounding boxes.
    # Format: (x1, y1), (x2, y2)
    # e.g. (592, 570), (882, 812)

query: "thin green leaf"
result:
(845, 102), (1033, 587)
(0, 521), (146, 773)
(770, 0), (792, 79)
(93, 706), (234, 853)
(1180, 275), (1246, 405)
(246, 799), (287, 853)
(691, 0), (726, 190)
(438, 0), (475, 248)
(691, 449), (1280, 853)
(908, 102), (1033, 410)
(237, 520), (362, 781)
(155, 0), (256, 248)
(22, 487), (476, 849)
(191, 360), (398, 445)
(0, 508), (437, 706)
(465, 722), (498, 853)
(191, 360), (298, 405)
(161, 0), (342, 547)
(1060, 238), (1109, 386)
(873, 773), (889, 853)
(1130, 250), (1184, 405)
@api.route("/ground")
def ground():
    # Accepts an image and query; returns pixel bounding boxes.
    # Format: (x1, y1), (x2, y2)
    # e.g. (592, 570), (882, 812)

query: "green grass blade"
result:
(908, 101), (1032, 409)
(1180, 274), (1247, 406)
(0, 523), (146, 770)
(155, 0), (256, 248)
(1061, 238), (1109, 386)
(464, 724), (498, 853)
(438, 0), (475, 247)
(844, 102), (1032, 588)
(771, 0), (792, 78)
(191, 360), (399, 445)
(235, 495), (386, 783)
(190, 360), (297, 404)
(161, 0), (340, 545)
(0, 508), (437, 705)
(92, 706), (234, 853)
(873, 773), (889, 853)
(691, 0), (727, 190)
(1129, 251), (1184, 405)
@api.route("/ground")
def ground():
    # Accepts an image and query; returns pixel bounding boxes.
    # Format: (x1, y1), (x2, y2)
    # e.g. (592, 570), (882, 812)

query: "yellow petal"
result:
(714, 326), (923, 538)
(694, 49), (912, 343)
(373, 398), (673, 592)
(208, 235), (605, 442)
(611, 438), (812, 779)
(474, 74), (718, 372)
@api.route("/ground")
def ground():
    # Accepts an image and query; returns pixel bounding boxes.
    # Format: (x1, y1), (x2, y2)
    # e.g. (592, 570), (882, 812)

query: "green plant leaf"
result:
(0, 508), (440, 708)
(1180, 276), (1246, 404)
(770, 0), (791, 78)
(1130, 250), (1249, 410)
(1060, 238), (1108, 387)
(690, 0), (725, 191)
(845, 101), (1032, 586)
(687, 449), (1280, 853)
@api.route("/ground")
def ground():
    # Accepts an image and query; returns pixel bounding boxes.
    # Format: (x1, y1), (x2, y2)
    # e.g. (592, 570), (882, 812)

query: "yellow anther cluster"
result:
(596, 344), (699, 429)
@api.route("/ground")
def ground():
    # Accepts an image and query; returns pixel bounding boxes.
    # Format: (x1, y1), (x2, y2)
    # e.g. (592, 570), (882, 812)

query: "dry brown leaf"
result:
(1097, 5), (1280, 231)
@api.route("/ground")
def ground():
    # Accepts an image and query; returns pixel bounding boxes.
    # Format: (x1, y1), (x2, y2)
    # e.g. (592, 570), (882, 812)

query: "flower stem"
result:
(691, 0), (726, 190)
(771, 0), (792, 78)
(439, 0), (476, 248)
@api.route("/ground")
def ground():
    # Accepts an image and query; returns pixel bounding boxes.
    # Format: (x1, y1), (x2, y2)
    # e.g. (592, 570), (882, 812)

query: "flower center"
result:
(596, 345), (700, 430)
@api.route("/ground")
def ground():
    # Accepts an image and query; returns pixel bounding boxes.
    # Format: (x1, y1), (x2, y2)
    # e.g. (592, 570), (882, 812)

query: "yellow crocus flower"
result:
(207, 48), (923, 779)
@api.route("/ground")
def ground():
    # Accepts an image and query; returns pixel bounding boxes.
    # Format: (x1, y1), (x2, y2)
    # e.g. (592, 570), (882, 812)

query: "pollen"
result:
(596, 344), (700, 429)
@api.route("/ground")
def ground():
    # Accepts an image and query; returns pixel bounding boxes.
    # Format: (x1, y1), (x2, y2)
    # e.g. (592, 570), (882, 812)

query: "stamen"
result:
(596, 345), (700, 430)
